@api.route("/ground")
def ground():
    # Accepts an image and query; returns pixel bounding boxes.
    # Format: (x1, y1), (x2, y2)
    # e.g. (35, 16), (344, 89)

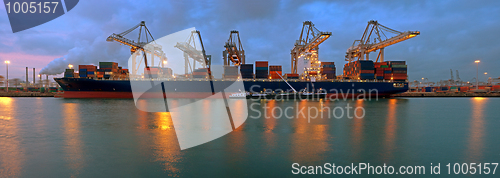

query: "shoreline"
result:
(0, 92), (57, 97)
(393, 92), (500, 97)
(2, 91), (500, 98)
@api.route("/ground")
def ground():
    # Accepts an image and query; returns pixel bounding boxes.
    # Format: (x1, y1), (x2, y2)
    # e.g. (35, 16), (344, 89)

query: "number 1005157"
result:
(5, 2), (59, 14)
(446, 163), (498, 175)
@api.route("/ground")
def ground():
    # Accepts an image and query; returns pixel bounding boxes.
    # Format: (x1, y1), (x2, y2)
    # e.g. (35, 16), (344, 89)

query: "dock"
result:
(394, 92), (500, 97)
(0, 92), (57, 97)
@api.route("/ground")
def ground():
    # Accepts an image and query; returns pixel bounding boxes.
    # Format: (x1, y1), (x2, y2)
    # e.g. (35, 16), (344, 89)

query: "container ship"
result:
(54, 20), (417, 99)
(55, 61), (409, 99)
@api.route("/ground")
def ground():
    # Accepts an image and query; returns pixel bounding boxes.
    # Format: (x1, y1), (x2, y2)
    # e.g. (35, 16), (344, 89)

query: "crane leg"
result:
(132, 52), (137, 76)
(151, 53), (154, 68)
(184, 53), (189, 74)
(380, 48), (384, 62)
(223, 50), (228, 66)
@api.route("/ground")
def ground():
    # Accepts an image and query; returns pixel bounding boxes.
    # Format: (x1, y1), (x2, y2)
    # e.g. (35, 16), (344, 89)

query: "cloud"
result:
(1, 0), (499, 82)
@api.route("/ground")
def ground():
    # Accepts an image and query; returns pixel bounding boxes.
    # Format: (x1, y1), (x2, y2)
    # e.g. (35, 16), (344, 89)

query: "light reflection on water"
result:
(0, 97), (24, 177)
(351, 99), (365, 162)
(150, 112), (182, 176)
(466, 97), (486, 163)
(62, 102), (85, 177)
(383, 99), (398, 162)
(0, 97), (499, 177)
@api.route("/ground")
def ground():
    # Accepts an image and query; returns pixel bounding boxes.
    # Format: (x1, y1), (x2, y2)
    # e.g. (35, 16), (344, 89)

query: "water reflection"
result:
(350, 99), (365, 161)
(262, 100), (277, 150)
(290, 101), (330, 164)
(150, 112), (182, 176)
(466, 97), (486, 162)
(383, 99), (398, 161)
(62, 102), (85, 177)
(0, 97), (24, 177)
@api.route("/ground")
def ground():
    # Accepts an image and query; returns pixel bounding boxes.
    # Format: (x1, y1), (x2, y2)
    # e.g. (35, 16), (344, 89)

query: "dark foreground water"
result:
(1, 97), (499, 177)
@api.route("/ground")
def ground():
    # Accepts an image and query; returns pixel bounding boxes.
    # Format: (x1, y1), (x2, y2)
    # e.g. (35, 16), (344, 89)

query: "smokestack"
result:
(26, 67), (28, 88)
(33, 68), (35, 86)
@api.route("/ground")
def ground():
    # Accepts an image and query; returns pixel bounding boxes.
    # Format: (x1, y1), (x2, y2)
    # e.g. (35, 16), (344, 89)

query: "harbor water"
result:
(1, 97), (499, 177)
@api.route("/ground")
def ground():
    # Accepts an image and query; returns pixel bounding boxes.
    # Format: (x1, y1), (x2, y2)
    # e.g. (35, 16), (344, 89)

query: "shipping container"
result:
(255, 61), (269, 68)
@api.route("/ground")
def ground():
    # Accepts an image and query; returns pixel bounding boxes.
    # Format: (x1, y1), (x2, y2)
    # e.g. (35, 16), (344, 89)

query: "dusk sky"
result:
(1, 0), (499, 83)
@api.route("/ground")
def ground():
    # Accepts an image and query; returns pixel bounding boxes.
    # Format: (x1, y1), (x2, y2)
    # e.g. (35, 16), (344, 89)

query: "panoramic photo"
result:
(1, 0), (499, 177)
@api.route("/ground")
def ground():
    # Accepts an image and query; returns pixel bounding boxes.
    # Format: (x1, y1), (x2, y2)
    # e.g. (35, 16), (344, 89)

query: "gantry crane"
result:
(290, 21), (331, 74)
(450, 69), (454, 81)
(346, 20), (420, 62)
(106, 21), (167, 76)
(223, 30), (245, 66)
(174, 30), (211, 74)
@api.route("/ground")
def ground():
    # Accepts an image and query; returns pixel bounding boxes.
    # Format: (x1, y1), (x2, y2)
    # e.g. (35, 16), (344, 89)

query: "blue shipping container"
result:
(392, 68), (407, 71)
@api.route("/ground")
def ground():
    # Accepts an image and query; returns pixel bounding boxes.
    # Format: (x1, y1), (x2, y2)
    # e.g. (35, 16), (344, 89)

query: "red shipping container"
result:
(392, 74), (407, 77)
(255, 61), (269, 67)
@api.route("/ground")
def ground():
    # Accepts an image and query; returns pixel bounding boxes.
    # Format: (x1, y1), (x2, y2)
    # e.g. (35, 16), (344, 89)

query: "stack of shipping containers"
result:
(144, 67), (160, 78)
(320, 62), (336, 79)
(374, 62), (388, 80)
(343, 60), (374, 80)
(284, 73), (299, 79)
(161, 68), (172, 78)
(99, 62), (119, 79)
(63, 62), (130, 79)
(223, 66), (239, 79)
(64, 69), (75, 78)
(240, 64), (254, 79)
(383, 64), (392, 80)
(388, 61), (407, 81)
(79, 65), (97, 78)
(269, 65), (282, 79)
(255, 61), (269, 79)
(192, 68), (210, 78)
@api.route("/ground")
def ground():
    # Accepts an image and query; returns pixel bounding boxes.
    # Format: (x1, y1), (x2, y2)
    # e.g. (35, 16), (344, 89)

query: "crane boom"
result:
(107, 21), (167, 76)
(346, 20), (419, 62)
(175, 30), (211, 74)
(291, 21), (331, 74)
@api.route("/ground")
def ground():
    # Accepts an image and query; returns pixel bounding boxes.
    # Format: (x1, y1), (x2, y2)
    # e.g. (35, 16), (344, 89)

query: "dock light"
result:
(68, 64), (73, 69)
(163, 61), (167, 65)
(484, 72), (487, 75)
(4, 61), (10, 64)
(475, 60), (480, 63)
